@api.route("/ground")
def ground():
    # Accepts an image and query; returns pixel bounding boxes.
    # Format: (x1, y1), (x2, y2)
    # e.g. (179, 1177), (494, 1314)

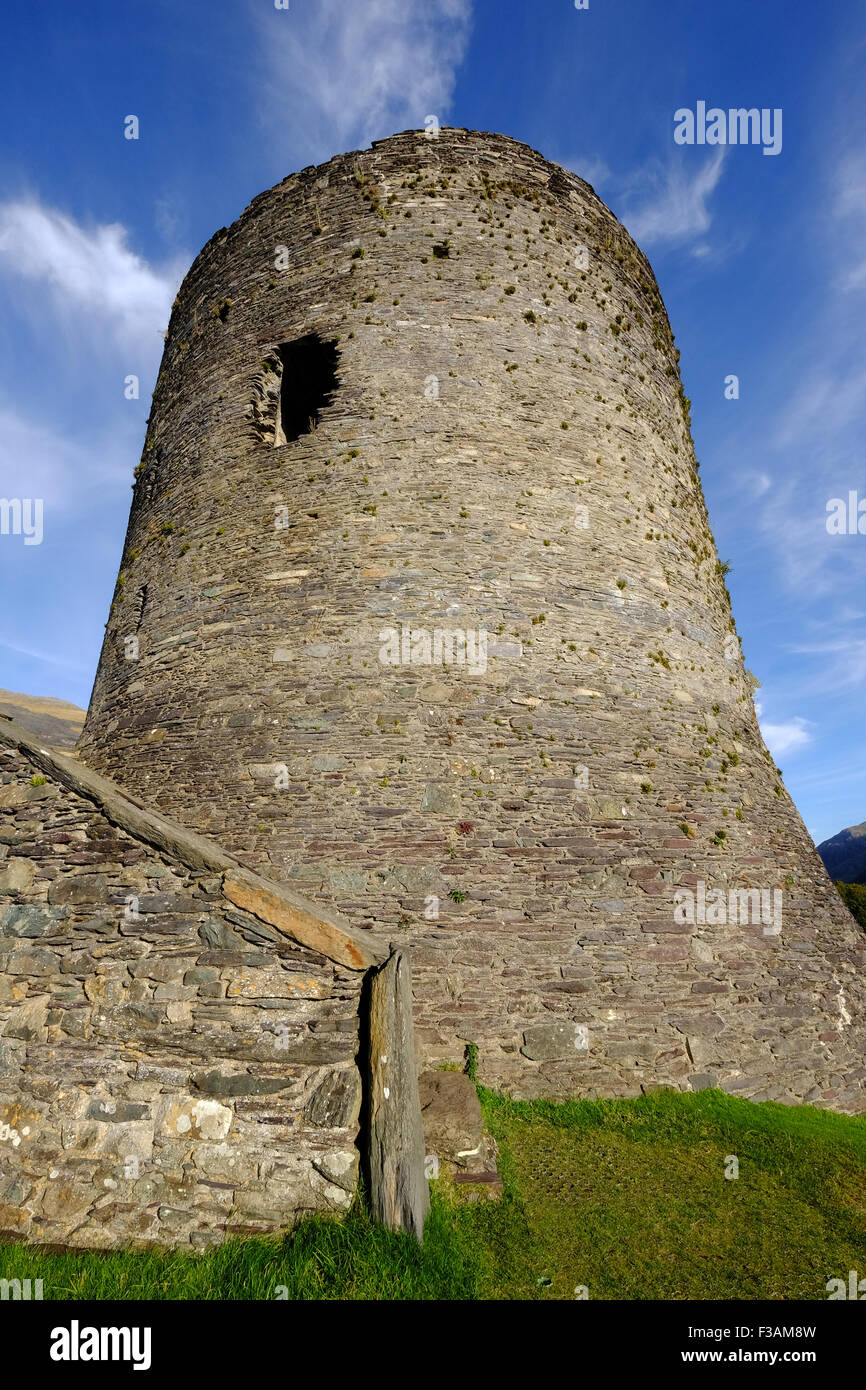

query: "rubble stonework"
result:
(57, 127), (866, 1117)
(0, 732), (364, 1248)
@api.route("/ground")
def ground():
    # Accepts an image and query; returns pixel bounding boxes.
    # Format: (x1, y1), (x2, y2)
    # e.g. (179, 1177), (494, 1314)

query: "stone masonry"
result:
(0, 724), (367, 1248)
(65, 127), (866, 1112)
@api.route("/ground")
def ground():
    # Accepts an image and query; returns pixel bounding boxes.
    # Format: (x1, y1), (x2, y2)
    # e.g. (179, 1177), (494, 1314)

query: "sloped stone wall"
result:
(76, 128), (866, 1109)
(0, 747), (362, 1249)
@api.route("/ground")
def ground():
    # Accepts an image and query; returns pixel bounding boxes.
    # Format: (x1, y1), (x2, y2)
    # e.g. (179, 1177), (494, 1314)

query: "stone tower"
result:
(77, 128), (866, 1110)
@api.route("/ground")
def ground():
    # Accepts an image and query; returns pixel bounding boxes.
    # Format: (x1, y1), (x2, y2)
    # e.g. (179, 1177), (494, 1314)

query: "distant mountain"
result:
(817, 821), (866, 886)
(0, 689), (86, 750)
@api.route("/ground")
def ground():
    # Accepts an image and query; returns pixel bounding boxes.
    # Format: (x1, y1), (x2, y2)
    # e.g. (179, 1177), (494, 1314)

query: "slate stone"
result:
(48, 875), (108, 907)
(420, 784), (461, 815)
(86, 1100), (150, 1123)
(521, 1021), (590, 1062)
(312, 1150), (358, 1192)
(191, 1070), (293, 1098)
(1, 905), (55, 938)
(198, 918), (247, 950)
(306, 1068), (362, 1128)
(418, 1071), (483, 1161)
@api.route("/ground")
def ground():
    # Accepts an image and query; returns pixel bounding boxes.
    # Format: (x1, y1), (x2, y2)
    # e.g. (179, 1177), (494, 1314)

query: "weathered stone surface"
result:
(222, 871), (386, 972)
(306, 1068), (362, 1129)
(48, 875), (108, 906)
(313, 1149), (358, 1192)
(3, 996), (50, 1041)
(86, 1100), (150, 1123)
(1, 905), (56, 938)
(199, 917), (246, 950)
(688, 1073), (718, 1091)
(154, 1096), (233, 1141)
(418, 1071), (483, 1162)
(0, 738), (365, 1250)
(367, 951), (429, 1240)
(521, 1022), (590, 1062)
(191, 1070), (292, 1099)
(420, 784), (461, 815)
(0, 858), (35, 894)
(224, 967), (329, 1000)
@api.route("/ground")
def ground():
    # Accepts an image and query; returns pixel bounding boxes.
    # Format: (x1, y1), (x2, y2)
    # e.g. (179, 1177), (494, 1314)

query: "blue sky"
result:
(1, 0), (864, 843)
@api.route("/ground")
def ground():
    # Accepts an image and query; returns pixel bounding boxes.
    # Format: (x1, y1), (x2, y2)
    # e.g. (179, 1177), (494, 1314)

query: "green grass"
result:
(3, 1089), (865, 1300)
(477, 1088), (866, 1300)
(0, 1200), (480, 1301)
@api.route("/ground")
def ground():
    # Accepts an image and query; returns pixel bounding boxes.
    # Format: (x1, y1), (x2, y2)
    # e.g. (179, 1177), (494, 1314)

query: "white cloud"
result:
(791, 638), (866, 693)
(773, 364), (866, 450)
(254, 0), (472, 160)
(758, 714), (813, 758)
(741, 470), (773, 498)
(621, 150), (726, 246)
(729, 460), (866, 601)
(0, 200), (182, 353)
(0, 406), (139, 511)
(0, 204), (177, 547)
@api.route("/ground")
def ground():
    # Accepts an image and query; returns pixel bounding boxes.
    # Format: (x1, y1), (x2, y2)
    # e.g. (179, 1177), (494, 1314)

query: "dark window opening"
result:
(275, 334), (340, 444)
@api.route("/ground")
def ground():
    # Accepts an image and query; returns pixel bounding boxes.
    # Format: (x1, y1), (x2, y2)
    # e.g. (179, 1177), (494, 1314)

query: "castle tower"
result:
(78, 129), (866, 1109)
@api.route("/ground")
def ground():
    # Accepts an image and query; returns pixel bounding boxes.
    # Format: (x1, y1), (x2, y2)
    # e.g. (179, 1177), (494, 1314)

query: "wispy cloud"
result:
(621, 150), (726, 247)
(790, 638), (866, 694)
(0, 202), (181, 524)
(0, 636), (91, 672)
(757, 712), (813, 758)
(0, 200), (182, 353)
(253, 0), (472, 162)
(773, 364), (866, 450)
(0, 407), (137, 508)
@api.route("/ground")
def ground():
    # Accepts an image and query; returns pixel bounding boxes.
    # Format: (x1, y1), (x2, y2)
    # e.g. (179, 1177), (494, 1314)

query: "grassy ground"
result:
(3, 1088), (865, 1300)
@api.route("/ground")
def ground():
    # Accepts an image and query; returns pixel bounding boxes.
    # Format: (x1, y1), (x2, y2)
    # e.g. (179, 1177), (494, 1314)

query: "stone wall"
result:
(0, 741), (363, 1249)
(75, 128), (866, 1109)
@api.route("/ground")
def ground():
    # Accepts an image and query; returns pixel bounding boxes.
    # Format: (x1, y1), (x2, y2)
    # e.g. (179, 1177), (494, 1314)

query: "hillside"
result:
(818, 822), (866, 885)
(0, 688), (86, 750)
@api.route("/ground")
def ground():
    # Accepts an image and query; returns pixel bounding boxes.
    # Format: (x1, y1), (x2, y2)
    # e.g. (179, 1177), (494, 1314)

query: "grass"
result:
(477, 1088), (866, 1300)
(0, 1200), (480, 1301)
(3, 1089), (865, 1300)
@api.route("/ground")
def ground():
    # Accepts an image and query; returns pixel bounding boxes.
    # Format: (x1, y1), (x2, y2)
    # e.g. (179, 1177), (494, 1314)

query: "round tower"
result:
(78, 129), (866, 1108)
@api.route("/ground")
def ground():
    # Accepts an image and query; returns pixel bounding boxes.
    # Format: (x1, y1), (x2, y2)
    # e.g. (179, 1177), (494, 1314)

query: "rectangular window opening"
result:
(275, 334), (340, 446)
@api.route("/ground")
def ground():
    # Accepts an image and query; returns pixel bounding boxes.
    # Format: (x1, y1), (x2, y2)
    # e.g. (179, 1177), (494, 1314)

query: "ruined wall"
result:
(76, 128), (866, 1110)
(0, 746), (362, 1249)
